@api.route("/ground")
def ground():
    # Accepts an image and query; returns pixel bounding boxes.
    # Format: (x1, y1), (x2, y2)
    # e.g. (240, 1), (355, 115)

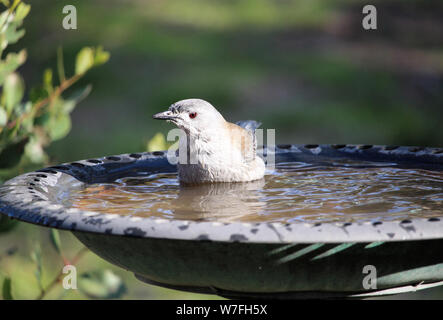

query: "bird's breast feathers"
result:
(177, 123), (264, 183)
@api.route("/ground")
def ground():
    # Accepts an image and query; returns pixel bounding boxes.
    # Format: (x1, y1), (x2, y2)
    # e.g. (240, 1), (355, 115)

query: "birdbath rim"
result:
(1, 143), (443, 244)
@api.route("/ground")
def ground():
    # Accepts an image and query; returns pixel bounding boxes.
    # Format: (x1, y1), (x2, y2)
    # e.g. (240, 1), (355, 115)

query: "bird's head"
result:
(153, 99), (226, 134)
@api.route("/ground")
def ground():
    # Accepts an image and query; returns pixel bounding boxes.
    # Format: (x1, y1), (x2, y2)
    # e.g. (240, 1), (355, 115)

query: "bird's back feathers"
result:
(235, 120), (261, 158)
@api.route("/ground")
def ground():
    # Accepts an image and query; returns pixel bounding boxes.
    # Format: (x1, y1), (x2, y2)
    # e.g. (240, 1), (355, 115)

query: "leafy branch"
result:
(0, 1), (110, 178)
(31, 230), (126, 300)
(0, 1), (123, 300)
(34, 239), (89, 300)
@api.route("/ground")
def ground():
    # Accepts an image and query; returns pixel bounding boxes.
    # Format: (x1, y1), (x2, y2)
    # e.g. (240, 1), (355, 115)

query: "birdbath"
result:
(1, 144), (443, 299)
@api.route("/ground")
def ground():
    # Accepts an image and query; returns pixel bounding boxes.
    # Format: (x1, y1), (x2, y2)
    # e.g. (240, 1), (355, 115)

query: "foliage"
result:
(146, 132), (176, 152)
(78, 269), (126, 299)
(0, 1), (109, 183)
(2, 276), (12, 300)
(0, 1), (124, 300)
(29, 230), (126, 300)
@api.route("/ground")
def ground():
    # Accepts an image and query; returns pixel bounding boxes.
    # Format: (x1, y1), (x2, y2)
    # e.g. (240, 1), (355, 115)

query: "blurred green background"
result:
(21, 0), (443, 163)
(1, 0), (443, 299)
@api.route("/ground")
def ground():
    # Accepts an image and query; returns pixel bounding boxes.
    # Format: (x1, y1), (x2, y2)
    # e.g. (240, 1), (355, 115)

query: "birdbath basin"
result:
(1, 144), (443, 299)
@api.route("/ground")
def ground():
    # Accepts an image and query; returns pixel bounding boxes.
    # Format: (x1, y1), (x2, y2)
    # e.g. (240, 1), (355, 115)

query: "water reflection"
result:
(67, 161), (443, 224)
(171, 179), (266, 222)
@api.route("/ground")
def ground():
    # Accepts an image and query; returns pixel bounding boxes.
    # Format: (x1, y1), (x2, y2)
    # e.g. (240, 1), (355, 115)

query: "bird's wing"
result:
(226, 120), (261, 161)
(235, 120), (261, 156)
(235, 120), (262, 132)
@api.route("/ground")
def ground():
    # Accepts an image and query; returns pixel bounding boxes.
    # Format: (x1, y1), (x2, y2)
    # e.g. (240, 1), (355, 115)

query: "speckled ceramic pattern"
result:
(1, 144), (442, 244)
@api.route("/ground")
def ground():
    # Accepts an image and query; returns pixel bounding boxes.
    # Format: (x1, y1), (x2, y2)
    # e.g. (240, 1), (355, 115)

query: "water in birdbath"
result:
(62, 160), (443, 224)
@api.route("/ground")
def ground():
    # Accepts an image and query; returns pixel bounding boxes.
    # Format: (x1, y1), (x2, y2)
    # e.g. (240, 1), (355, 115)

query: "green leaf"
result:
(14, 3), (31, 21)
(60, 100), (76, 114)
(24, 137), (47, 164)
(3, 72), (24, 113)
(31, 243), (43, 291)
(2, 277), (13, 300)
(147, 132), (168, 152)
(10, 0), (20, 11)
(0, 50), (27, 84)
(79, 270), (126, 299)
(33, 111), (50, 126)
(29, 86), (48, 105)
(49, 229), (62, 255)
(3, 21), (25, 46)
(67, 84), (92, 104)
(43, 68), (53, 93)
(19, 101), (34, 131)
(59, 85), (92, 114)
(46, 112), (71, 141)
(0, 1), (10, 8)
(93, 46), (110, 66)
(0, 107), (7, 127)
(75, 47), (94, 75)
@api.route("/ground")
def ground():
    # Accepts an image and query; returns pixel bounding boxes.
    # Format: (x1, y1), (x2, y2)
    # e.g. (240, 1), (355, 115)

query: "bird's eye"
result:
(189, 112), (197, 119)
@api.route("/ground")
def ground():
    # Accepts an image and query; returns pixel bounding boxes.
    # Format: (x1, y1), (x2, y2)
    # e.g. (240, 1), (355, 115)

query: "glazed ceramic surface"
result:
(1, 144), (443, 298)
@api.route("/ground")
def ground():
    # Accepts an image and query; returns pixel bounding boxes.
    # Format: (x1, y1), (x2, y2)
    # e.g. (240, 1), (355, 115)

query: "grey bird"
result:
(153, 99), (265, 184)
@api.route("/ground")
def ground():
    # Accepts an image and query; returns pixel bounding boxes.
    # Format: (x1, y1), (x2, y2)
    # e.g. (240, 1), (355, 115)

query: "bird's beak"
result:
(152, 110), (177, 120)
